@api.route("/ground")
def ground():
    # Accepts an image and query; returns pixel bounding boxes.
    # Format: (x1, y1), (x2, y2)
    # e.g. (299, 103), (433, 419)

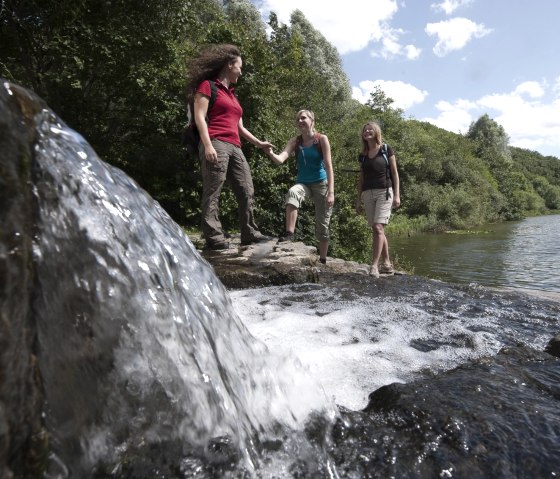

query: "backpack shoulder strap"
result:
(314, 132), (323, 156)
(295, 135), (303, 155)
(295, 133), (324, 156)
(186, 80), (218, 123)
(381, 143), (391, 200)
(381, 143), (389, 163)
(208, 80), (218, 111)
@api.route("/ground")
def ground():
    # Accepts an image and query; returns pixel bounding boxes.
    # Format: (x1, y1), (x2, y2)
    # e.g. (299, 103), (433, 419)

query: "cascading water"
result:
(18, 85), (334, 477)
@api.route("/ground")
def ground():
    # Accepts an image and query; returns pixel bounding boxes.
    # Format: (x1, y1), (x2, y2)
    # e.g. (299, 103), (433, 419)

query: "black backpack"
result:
(182, 80), (218, 155)
(379, 143), (391, 200)
(359, 143), (392, 200)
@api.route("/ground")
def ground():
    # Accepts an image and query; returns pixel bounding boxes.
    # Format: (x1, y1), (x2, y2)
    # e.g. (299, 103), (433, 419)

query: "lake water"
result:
(389, 214), (560, 295)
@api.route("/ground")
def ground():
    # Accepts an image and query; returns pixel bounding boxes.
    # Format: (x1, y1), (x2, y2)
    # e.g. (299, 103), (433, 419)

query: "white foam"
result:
(231, 286), (500, 410)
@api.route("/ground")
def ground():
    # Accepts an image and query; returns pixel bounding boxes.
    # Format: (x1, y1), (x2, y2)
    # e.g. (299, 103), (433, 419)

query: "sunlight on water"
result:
(231, 285), (506, 410)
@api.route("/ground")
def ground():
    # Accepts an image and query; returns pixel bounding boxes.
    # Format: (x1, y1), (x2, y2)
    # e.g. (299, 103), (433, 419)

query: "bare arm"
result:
(389, 154), (401, 208)
(238, 117), (272, 150)
(193, 92), (217, 163)
(265, 137), (296, 165)
(320, 135), (335, 208)
(356, 170), (364, 214)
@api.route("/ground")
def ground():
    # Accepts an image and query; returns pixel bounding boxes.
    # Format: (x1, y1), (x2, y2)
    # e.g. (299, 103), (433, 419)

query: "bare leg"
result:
(381, 235), (391, 266)
(371, 223), (386, 267)
(285, 204), (298, 233)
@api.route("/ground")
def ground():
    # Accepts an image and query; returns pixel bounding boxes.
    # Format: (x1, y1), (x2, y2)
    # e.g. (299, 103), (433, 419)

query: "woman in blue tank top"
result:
(265, 110), (335, 264)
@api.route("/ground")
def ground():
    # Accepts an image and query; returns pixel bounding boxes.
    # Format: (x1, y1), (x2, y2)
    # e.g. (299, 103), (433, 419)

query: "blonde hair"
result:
(295, 109), (316, 134)
(361, 121), (383, 155)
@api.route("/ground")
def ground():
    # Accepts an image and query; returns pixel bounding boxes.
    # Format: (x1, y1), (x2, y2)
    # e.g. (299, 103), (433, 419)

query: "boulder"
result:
(0, 82), (48, 478)
(545, 334), (560, 358)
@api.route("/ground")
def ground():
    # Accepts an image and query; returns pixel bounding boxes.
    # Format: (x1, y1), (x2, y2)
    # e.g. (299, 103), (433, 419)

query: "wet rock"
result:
(0, 82), (47, 478)
(545, 334), (560, 358)
(333, 346), (560, 478)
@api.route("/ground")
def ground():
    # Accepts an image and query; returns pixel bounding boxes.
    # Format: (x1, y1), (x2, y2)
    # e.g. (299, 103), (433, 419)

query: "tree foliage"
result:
(1, 1), (558, 262)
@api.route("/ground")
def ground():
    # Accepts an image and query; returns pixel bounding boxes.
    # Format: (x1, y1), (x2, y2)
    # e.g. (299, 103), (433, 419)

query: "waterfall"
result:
(11, 84), (333, 476)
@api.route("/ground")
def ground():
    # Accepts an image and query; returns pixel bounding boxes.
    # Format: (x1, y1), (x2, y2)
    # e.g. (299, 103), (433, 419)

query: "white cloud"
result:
(425, 17), (492, 56)
(352, 80), (428, 110)
(553, 76), (560, 96)
(404, 44), (422, 60)
(422, 82), (560, 156)
(370, 27), (423, 60)
(430, 0), (473, 15)
(380, 31), (403, 58)
(423, 99), (477, 133)
(514, 81), (545, 98)
(255, 0), (398, 54)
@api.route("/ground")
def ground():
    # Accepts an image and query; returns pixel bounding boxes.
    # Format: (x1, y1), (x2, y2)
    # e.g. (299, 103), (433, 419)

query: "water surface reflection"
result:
(390, 214), (560, 294)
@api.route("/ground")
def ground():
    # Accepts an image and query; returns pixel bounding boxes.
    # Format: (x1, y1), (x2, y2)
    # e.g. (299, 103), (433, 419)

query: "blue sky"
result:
(251, 0), (560, 159)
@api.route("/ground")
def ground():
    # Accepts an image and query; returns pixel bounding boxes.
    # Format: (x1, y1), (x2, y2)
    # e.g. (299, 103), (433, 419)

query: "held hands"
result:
(262, 144), (274, 156)
(257, 139), (274, 151)
(263, 145), (285, 165)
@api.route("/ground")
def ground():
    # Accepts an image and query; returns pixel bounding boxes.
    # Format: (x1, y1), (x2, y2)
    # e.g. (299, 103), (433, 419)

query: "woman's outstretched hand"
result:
(257, 140), (274, 151)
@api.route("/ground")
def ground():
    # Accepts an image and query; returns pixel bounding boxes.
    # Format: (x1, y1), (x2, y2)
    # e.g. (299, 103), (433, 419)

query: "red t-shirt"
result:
(196, 79), (243, 147)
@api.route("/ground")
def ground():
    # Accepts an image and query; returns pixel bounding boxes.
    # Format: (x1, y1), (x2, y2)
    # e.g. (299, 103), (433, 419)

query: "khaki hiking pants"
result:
(199, 139), (260, 245)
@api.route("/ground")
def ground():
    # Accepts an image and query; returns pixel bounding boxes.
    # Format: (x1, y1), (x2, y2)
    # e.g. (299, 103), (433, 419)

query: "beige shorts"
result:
(285, 181), (332, 241)
(361, 188), (393, 226)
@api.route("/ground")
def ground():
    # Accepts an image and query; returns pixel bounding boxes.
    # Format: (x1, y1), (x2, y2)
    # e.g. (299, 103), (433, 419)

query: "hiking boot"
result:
(278, 231), (295, 242)
(379, 263), (394, 274)
(205, 241), (230, 251)
(369, 265), (380, 278)
(240, 234), (273, 246)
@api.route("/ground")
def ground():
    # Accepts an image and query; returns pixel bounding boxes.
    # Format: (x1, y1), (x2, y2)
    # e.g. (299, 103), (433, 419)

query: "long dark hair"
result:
(185, 44), (241, 105)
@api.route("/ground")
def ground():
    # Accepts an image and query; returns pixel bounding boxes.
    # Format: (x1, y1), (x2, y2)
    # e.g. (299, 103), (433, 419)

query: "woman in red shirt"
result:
(186, 44), (272, 249)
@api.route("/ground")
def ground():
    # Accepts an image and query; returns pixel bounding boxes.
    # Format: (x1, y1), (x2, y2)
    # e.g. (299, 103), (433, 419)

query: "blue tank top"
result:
(296, 144), (327, 184)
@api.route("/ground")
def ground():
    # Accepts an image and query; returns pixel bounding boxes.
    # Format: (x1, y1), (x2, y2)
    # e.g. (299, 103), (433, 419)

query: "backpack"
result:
(182, 80), (218, 154)
(380, 143), (393, 200)
(359, 143), (392, 200)
(294, 132), (323, 157)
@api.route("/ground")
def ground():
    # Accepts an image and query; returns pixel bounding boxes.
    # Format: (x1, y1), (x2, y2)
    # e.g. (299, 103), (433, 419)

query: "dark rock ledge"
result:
(190, 233), (398, 289)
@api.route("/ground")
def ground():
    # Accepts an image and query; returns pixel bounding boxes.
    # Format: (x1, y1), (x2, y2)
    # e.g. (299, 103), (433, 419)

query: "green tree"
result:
(1, 0), (225, 221)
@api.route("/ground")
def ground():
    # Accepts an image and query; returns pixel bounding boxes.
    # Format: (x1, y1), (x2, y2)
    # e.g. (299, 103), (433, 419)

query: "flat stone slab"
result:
(190, 233), (398, 288)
